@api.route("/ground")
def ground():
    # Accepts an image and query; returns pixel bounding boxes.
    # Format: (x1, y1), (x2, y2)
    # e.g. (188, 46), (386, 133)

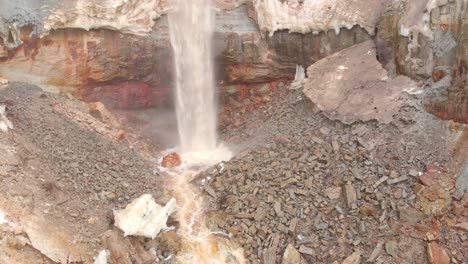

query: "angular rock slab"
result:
(303, 40), (417, 124)
(20, 214), (87, 263)
(282, 244), (306, 264)
(114, 194), (176, 239)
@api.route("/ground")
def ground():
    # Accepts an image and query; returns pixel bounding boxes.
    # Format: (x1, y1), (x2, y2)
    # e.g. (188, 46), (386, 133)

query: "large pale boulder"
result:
(303, 40), (417, 124)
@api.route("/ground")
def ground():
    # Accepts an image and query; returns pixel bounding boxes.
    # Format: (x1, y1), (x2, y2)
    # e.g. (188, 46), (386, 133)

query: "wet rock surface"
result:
(161, 152), (182, 168)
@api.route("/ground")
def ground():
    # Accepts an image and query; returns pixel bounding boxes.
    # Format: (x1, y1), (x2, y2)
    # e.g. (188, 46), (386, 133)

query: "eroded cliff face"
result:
(376, 0), (467, 123)
(0, 2), (371, 109)
(0, 0), (466, 122)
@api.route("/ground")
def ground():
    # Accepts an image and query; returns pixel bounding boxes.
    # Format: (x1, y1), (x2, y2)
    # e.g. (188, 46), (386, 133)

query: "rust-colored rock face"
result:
(79, 81), (170, 109)
(0, 27), (174, 109)
(0, 0), (466, 123)
(423, 75), (468, 124)
(0, 5), (371, 110)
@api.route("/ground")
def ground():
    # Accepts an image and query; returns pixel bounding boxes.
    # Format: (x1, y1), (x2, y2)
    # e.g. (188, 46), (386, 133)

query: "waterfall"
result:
(169, 0), (218, 153)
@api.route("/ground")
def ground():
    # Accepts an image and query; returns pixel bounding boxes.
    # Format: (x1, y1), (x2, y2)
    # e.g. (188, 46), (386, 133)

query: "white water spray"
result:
(166, 1), (244, 263)
(169, 0), (218, 154)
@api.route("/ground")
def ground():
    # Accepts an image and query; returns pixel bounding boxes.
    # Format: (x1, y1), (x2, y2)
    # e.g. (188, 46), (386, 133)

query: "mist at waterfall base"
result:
(168, 0), (231, 166)
(163, 0), (245, 263)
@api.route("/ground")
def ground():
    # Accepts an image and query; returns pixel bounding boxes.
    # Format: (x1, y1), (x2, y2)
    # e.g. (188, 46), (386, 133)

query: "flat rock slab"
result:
(303, 40), (417, 124)
(20, 214), (87, 263)
(455, 164), (468, 198)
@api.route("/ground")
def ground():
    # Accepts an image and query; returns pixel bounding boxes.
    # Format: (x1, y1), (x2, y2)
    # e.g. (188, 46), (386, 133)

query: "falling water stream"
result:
(166, 0), (243, 263)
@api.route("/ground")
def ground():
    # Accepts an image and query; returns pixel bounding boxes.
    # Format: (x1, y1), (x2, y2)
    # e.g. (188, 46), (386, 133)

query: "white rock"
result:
(0, 105), (13, 133)
(0, 77), (8, 85)
(290, 65), (306, 90)
(94, 250), (109, 264)
(0, 210), (8, 224)
(114, 194), (177, 239)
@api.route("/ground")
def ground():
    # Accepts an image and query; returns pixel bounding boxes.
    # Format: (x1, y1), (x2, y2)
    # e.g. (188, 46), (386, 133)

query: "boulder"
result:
(303, 40), (416, 124)
(113, 194), (177, 239)
(161, 152), (182, 168)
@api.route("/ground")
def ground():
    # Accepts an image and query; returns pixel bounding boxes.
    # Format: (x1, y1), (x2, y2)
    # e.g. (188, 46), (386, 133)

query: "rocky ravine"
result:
(0, 0), (466, 123)
(0, 70), (467, 263)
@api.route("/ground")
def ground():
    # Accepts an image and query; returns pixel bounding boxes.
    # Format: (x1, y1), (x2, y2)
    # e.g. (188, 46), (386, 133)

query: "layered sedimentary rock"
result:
(0, 3), (370, 109)
(376, 0), (468, 123)
(0, 0), (466, 122)
(251, 0), (387, 36)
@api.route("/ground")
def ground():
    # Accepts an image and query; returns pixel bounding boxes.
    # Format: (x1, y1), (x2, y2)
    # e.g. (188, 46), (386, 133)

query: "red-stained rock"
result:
(0, 8), (375, 116)
(425, 164), (441, 173)
(161, 152), (182, 168)
(452, 201), (464, 216)
(78, 81), (170, 109)
(419, 173), (437, 187)
(115, 130), (128, 141)
(88, 102), (116, 123)
(427, 242), (450, 264)
(432, 70), (446, 82)
(424, 79), (468, 124)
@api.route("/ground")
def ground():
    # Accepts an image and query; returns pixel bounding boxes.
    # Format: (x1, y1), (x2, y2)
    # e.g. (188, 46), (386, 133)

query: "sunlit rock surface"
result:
(303, 40), (416, 124)
(114, 194), (177, 239)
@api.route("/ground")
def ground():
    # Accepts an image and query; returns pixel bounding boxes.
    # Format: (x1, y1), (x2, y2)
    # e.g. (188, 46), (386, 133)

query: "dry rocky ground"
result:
(0, 81), (466, 264)
(0, 83), (172, 263)
(202, 87), (468, 263)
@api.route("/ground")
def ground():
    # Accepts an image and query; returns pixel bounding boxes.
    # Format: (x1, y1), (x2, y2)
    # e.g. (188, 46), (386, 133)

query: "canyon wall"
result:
(0, 0), (466, 122)
(0, 1), (372, 109)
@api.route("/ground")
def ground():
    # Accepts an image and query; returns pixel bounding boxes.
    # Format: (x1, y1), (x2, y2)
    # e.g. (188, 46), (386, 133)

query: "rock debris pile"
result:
(196, 88), (467, 263)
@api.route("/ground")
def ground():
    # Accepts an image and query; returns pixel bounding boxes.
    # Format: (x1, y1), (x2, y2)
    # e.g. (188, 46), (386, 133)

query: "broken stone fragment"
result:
(0, 104), (13, 132)
(399, 207), (427, 225)
(342, 251), (361, 264)
(359, 203), (377, 217)
(282, 244), (306, 264)
(94, 250), (109, 264)
(367, 242), (383, 263)
(419, 173), (437, 186)
(427, 242), (450, 264)
(325, 187), (342, 200)
(303, 40), (415, 124)
(385, 241), (396, 257)
(88, 102), (118, 126)
(273, 201), (283, 217)
(0, 76), (8, 85)
(114, 194), (177, 239)
(298, 245), (315, 256)
(20, 214), (87, 263)
(161, 152), (182, 168)
(343, 184), (357, 208)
